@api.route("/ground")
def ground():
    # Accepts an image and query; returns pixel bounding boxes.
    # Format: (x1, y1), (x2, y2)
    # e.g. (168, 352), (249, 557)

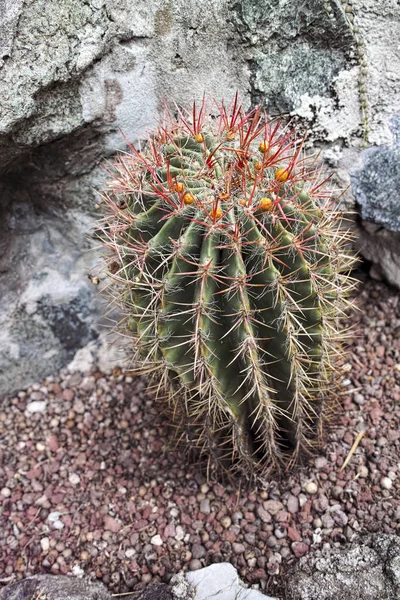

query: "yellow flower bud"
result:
(275, 168), (289, 182)
(259, 197), (274, 211)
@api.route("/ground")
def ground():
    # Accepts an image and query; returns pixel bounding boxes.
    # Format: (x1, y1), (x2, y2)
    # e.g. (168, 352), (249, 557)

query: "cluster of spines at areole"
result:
(100, 95), (357, 479)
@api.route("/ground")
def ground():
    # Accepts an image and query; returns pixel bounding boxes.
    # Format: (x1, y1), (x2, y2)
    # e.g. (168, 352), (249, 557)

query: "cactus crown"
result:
(100, 95), (357, 479)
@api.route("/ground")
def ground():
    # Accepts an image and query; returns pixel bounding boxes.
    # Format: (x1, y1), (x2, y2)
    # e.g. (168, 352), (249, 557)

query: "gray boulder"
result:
(285, 534), (400, 600)
(1, 0), (400, 396)
(183, 563), (277, 600)
(352, 115), (400, 287)
(0, 0), (250, 397)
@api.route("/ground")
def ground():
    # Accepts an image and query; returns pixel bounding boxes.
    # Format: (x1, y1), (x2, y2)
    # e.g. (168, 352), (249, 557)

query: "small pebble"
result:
(263, 500), (284, 515)
(321, 514), (335, 529)
(332, 486), (344, 499)
(48, 512), (61, 522)
(315, 457), (328, 469)
(333, 510), (348, 527)
(40, 537), (50, 552)
(313, 518), (322, 529)
(357, 465), (369, 478)
(233, 543), (245, 554)
(304, 481), (318, 495)
(191, 544), (206, 559)
(287, 495), (299, 514)
(292, 542), (309, 558)
(199, 499), (210, 514)
(380, 477), (393, 490)
(274, 526), (286, 540)
(354, 393), (365, 405)
(26, 401), (47, 414)
(150, 534), (163, 546)
(189, 559), (202, 570)
(220, 516), (232, 529)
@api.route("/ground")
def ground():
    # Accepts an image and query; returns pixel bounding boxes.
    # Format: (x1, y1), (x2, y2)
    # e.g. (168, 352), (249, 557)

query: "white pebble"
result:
(72, 565), (85, 578)
(313, 517), (322, 529)
(36, 442), (46, 452)
(221, 516), (232, 529)
(26, 400), (47, 414)
(53, 520), (65, 530)
(380, 477), (393, 490)
(305, 481), (318, 495)
(298, 493), (308, 507)
(150, 534), (163, 546)
(69, 473), (81, 485)
(40, 537), (50, 552)
(313, 530), (322, 544)
(125, 548), (136, 558)
(48, 511), (61, 522)
(357, 465), (369, 478)
(0, 487), (11, 498)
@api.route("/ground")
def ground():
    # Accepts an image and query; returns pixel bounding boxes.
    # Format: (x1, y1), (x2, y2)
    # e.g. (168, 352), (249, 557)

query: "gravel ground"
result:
(1, 278), (399, 598)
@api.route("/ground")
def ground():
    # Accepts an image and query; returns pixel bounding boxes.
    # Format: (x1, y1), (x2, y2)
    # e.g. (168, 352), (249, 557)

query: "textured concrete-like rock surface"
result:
(1, 0), (400, 395)
(285, 534), (400, 600)
(0, 576), (172, 600)
(0, 574), (112, 600)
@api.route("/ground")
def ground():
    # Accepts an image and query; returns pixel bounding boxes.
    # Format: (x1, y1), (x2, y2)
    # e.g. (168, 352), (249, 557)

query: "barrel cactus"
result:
(100, 96), (356, 478)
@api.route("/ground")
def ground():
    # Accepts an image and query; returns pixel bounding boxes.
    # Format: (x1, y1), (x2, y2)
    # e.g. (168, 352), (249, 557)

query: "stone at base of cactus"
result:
(100, 95), (357, 479)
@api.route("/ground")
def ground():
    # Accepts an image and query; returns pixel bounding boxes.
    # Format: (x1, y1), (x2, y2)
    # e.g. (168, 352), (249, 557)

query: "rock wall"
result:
(0, 0), (399, 397)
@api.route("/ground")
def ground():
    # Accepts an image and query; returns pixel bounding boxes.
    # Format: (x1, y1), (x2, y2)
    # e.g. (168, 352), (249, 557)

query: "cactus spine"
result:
(101, 96), (356, 478)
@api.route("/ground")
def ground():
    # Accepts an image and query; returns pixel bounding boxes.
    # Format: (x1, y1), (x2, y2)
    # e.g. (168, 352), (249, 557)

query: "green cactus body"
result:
(102, 98), (356, 477)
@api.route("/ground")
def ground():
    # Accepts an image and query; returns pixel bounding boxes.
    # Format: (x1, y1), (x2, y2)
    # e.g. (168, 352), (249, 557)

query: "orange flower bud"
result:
(259, 141), (270, 153)
(183, 192), (195, 205)
(254, 162), (263, 171)
(194, 133), (204, 143)
(174, 182), (185, 193)
(211, 206), (223, 219)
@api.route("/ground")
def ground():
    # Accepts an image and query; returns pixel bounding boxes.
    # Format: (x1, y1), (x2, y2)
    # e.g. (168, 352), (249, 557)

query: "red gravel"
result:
(0, 278), (399, 598)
